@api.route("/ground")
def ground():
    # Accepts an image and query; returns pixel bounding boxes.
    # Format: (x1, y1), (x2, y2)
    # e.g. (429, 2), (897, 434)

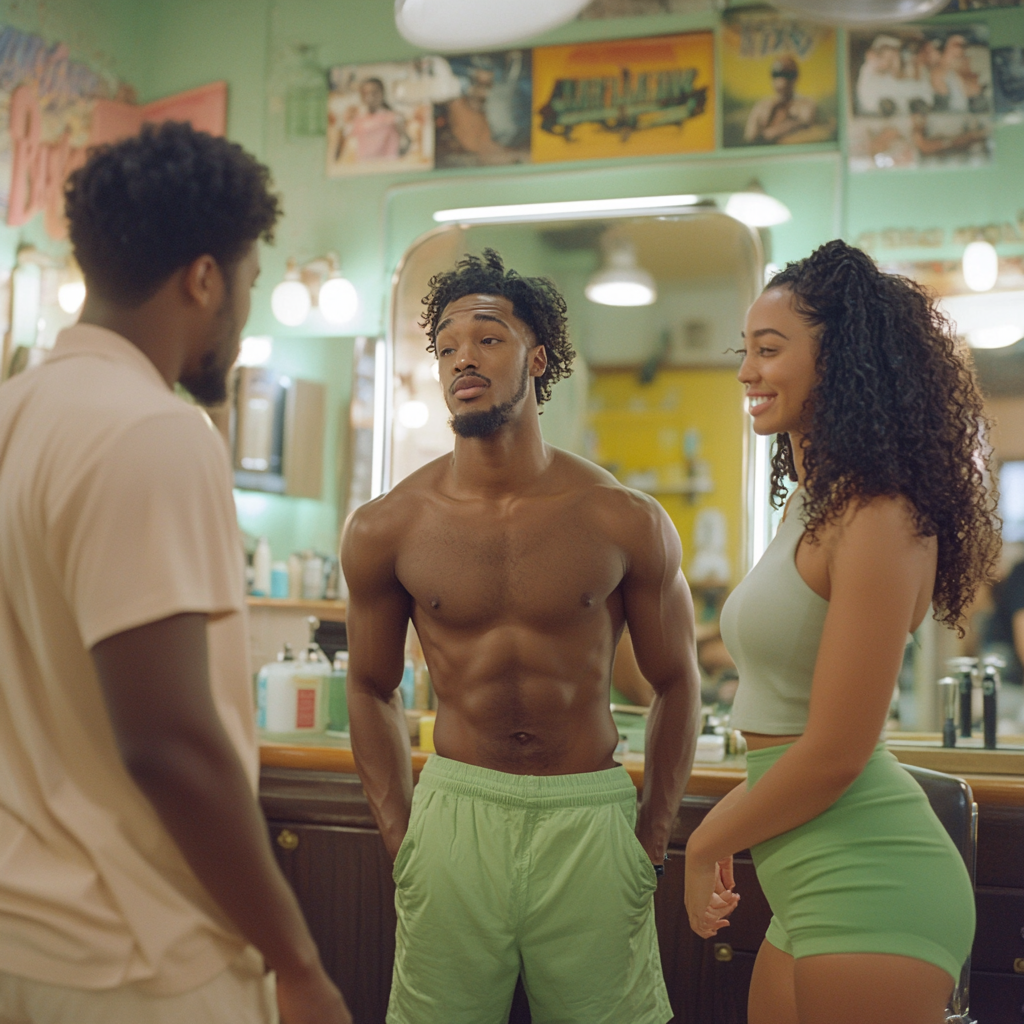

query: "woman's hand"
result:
(685, 843), (739, 939)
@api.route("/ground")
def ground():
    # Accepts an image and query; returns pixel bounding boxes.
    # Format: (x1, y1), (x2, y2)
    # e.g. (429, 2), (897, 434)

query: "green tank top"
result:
(720, 488), (828, 735)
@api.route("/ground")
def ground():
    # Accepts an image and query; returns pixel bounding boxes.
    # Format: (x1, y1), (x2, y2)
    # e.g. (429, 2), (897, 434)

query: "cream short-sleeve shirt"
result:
(0, 325), (258, 995)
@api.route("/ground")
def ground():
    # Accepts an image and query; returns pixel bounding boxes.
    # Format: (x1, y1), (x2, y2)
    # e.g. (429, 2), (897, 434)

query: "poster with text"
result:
(434, 50), (532, 168)
(721, 10), (837, 148)
(847, 24), (993, 172)
(531, 34), (714, 163)
(326, 59), (446, 176)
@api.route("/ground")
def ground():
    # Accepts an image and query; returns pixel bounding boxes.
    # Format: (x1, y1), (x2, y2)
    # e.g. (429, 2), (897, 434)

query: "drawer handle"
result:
(276, 829), (299, 851)
(714, 943), (733, 963)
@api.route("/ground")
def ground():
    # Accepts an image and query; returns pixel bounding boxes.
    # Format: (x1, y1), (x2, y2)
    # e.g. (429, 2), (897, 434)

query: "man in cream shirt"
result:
(0, 123), (350, 1024)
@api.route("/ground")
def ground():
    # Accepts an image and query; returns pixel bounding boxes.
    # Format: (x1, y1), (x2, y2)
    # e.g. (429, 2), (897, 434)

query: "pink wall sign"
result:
(7, 80), (228, 239)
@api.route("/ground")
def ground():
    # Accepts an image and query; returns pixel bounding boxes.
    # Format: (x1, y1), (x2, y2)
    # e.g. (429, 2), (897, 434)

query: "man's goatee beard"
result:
(450, 361), (529, 439)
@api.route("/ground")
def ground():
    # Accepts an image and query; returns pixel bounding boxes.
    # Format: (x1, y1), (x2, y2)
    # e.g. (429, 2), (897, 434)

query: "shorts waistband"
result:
(418, 755), (638, 808)
(746, 740), (888, 786)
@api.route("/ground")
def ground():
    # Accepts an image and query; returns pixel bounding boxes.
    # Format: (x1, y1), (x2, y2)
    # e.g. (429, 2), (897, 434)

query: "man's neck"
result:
(79, 293), (186, 390)
(449, 413), (552, 499)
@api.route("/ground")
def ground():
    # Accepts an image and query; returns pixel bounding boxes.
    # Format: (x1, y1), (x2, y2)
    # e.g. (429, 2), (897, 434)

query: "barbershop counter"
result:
(259, 736), (1024, 1024)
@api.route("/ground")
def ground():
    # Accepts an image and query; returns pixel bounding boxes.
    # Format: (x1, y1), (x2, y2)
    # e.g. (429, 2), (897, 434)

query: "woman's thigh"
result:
(748, 940), (797, 1024)
(794, 953), (953, 1024)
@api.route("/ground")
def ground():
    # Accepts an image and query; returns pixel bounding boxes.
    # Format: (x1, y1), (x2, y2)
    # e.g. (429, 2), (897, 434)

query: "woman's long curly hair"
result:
(421, 249), (574, 406)
(766, 239), (999, 633)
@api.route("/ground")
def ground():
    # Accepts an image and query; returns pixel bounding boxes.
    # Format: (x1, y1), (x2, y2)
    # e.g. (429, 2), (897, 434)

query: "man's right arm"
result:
(340, 501), (414, 861)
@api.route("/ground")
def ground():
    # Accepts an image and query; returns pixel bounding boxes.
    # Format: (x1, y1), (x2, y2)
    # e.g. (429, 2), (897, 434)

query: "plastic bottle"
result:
(252, 537), (272, 597)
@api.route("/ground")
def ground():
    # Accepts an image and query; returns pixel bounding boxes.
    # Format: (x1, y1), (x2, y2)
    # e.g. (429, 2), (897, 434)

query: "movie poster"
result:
(721, 10), (837, 148)
(434, 50), (532, 168)
(847, 24), (993, 172)
(531, 34), (714, 164)
(326, 59), (447, 176)
(992, 46), (1024, 121)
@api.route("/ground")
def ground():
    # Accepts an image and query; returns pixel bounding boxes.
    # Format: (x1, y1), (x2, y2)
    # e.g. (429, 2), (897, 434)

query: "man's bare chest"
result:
(395, 508), (624, 627)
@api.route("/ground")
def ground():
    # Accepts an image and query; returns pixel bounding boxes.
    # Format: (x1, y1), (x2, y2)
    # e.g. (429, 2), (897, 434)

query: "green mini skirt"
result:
(746, 742), (975, 981)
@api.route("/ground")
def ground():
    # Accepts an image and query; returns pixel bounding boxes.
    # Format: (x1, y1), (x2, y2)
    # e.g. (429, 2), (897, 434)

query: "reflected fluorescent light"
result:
(726, 191), (791, 228)
(397, 400), (430, 429)
(57, 280), (86, 314)
(319, 275), (359, 325)
(586, 235), (656, 307)
(968, 324), (1023, 350)
(433, 194), (701, 225)
(238, 335), (273, 367)
(962, 241), (999, 293)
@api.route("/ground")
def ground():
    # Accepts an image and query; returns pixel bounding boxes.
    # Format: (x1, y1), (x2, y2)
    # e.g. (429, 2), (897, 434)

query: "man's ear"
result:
(181, 254), (223, 310)
(529, 343), (547, 378)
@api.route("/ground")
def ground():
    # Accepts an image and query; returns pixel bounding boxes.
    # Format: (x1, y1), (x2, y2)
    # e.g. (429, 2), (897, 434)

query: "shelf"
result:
(247, 597), (346, 619)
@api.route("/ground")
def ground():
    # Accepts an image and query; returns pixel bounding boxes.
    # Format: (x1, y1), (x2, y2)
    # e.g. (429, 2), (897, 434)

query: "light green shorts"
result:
(387, 755), (672, 1024)
(747, 742), (976, 981)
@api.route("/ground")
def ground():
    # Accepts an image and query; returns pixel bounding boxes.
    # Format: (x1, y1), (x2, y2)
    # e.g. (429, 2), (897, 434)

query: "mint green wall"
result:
(5, 0), (1024, 558)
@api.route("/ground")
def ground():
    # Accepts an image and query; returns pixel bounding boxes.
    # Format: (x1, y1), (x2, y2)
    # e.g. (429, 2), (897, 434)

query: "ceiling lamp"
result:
(395, 0), (591, 52)
(775, 0), (947, 24)
(725, 185), (791, 229)
(939, 291), (1024, 351)
(962, 241), (999, 293)
(968, 324), (1023, 350)
(271, 259), (311, 327)
(585, 235), (656, 308)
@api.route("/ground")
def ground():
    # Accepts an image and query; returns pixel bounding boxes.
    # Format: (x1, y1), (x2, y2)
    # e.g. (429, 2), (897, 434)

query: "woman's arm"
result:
(685, 497), (935, 936)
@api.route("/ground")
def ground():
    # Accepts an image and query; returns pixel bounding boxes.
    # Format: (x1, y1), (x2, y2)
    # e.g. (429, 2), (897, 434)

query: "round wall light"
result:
(962, 241), (999, 293)
(237, 335), (273, 367)
(319, 275), (359, 326)
(271, 259), (312, 326)
(57, 280), (86, 314)
(397, 400), (430, 429)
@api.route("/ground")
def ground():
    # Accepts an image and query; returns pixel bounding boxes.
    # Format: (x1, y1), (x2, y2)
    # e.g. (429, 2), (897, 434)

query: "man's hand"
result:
(277, 962), (353, 1024)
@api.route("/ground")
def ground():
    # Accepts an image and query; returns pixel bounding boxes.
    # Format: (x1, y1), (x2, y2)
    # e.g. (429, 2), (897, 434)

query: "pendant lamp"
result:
(395, 0), (592, 52)
(775, 0), (947, 23)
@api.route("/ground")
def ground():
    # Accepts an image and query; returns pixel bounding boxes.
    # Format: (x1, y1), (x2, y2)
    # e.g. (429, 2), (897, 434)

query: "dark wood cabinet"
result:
(261, 766), (1024, 1024)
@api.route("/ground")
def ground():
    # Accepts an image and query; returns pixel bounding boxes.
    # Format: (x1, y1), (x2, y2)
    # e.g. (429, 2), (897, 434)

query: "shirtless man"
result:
(342, 250), (702, 1024)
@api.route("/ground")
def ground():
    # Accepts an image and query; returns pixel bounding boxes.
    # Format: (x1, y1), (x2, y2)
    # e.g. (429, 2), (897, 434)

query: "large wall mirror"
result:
(386, 207), (763, 713)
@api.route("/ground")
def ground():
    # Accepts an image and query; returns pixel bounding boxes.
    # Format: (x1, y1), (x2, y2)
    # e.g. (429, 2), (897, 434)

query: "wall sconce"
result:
(962, 240), (999, 293)
(271, 252), (359, 328)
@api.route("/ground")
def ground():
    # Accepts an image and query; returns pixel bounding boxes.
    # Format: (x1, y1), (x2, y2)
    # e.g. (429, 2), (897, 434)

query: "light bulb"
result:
(585, 279), (657, 307)
(318, 276), (359, 325)
(726, 192), (791, 228)
(237, 335), (273, 366)
(271, 279), (311, 327)
(962, 241), (999, 293)
(397, 400), (430, 429)
(968, 324), (1022, 350)
(58, 280), (86, 314)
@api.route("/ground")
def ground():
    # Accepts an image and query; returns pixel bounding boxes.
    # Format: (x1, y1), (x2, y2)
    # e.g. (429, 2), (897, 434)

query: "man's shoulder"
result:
(550, 449), (666, 527)
(344, 457), (447, 546)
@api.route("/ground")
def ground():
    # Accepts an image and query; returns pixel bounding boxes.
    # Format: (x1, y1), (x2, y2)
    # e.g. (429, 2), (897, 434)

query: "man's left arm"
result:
(620, 496), (702, 864)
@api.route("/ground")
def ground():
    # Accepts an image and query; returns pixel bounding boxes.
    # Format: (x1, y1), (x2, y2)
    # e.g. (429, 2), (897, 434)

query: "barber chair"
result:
(903, 764), (978, 1024)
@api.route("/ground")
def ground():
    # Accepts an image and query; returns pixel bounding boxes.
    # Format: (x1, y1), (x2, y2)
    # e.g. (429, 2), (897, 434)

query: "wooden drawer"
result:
(973, 887), (1024, 973)
(971, 970), (1024, 1021)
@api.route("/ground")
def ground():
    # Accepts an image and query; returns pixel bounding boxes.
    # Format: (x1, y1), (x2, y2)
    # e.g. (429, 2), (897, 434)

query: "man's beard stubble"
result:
(450, 358), (530, 439)
(180, 295), (237, 407)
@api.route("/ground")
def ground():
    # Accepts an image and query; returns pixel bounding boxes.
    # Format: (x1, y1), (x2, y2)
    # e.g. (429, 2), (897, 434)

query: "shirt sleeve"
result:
(56, 409), (244, 649)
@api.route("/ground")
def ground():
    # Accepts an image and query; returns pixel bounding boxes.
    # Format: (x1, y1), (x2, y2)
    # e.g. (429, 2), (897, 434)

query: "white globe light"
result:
(271, 279), (311, 327)
(318, 276), (359, 326)
(57, 281), (86, 314)
(726, 192), (792, 228)
(585, 277), (657, 307)
(237, 335), (273, 367)
(968, 324), (1023, 350)
(962, 241), (999, 293)
(395, 0), (591, 51)
(397, 400), (430, 429)
(774, 0), (946, 23)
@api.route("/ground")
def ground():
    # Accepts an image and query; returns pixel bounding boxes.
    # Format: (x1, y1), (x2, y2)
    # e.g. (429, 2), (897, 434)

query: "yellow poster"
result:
(531, 33), (715, 163)
(721, 11), (837, 148)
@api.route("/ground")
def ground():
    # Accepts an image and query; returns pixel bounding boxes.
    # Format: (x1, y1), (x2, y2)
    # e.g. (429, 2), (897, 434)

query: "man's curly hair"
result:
(420, 249), (574, 406)
(65, 121), (281, 305)
(766, 239), (999, 633)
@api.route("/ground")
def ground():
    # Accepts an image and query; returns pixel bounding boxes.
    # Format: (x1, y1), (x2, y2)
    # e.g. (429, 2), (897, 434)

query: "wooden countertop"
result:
(259, 740), (1024, 807)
